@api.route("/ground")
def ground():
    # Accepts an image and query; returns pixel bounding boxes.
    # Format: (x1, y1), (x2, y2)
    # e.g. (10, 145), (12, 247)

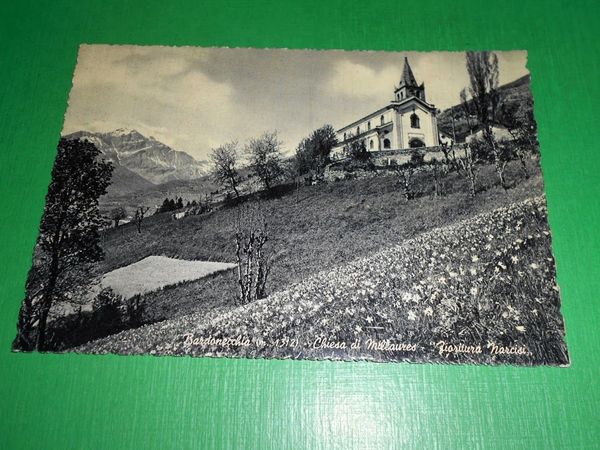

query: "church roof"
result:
(336, 96), (435, 133)
(399, 57), (418, 88)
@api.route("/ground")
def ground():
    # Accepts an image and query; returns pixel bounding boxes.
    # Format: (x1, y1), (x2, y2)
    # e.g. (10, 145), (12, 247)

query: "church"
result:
(333, 57), (440, 157)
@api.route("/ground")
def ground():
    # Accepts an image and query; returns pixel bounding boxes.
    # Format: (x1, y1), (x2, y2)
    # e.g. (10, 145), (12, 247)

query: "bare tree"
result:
(465, 51), (508, 190)
(456, 140), (483, 198)
(234, 205), (273, 305)
(285, 158), (302, 203)
(429, 159), (449, 197)
(391, 159), (416, 201)
(499, 99), (539, 179)
(210, 141), (241, 199)
(460, 88), (475, 137)
(134, 206), (150, 233)
(247, 131), (285, 192)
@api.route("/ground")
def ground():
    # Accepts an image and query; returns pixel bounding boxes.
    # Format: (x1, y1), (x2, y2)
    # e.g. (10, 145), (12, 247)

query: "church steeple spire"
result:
(399, 56), (418, 88)
(394, 56), (426, 102)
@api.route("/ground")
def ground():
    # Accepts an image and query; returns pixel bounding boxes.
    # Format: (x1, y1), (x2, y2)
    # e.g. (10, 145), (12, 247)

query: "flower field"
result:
(80, 195), (568, 366)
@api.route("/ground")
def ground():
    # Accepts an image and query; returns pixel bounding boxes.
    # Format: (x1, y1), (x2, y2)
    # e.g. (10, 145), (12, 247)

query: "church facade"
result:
(333, 57), (440, 157)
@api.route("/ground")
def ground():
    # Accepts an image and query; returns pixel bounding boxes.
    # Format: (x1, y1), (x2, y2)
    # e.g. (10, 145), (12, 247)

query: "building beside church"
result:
(332, 57), (440, 158)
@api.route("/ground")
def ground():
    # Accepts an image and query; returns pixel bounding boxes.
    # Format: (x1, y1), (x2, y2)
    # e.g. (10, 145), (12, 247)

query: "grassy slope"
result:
(81, 194), (567, 366)
(94, 159), (544, 325)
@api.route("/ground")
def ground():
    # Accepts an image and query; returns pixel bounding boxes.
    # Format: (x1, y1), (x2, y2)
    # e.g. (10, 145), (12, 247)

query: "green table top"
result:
(1, 0), (599, 448)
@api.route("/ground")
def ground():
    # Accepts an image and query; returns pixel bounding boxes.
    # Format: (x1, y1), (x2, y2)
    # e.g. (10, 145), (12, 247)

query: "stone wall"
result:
(323, 144), (468, 182)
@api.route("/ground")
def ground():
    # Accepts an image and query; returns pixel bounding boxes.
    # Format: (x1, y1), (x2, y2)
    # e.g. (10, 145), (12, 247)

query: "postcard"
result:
(13, 45), (568, 365)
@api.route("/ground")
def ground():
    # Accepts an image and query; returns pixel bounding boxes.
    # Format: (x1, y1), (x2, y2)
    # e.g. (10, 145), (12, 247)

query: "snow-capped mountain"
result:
(63, 128), (208, 185)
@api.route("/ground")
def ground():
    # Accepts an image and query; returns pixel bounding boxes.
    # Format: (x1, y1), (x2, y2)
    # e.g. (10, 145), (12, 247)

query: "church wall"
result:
(393, 110), (403, 149)
(430, 113), (440, 146)
(335, 108), (395, 148)
(397, 104), (437, 148)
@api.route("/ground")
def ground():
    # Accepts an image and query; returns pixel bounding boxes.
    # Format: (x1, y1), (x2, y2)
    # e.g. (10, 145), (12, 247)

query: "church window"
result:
(401, 92), (404, 99)
(368, 121), (371, 130)
(369, 140), (374, 149)
(383, 138), (391, 149)
(356, 126), (360, 135)
(380, 115), (384, 125)
(410, 113), (420, 128)
(343, 132), (346, 140)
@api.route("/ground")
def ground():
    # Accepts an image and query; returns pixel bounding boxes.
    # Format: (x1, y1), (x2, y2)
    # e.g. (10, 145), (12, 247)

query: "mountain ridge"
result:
(63, 128), (208, 185)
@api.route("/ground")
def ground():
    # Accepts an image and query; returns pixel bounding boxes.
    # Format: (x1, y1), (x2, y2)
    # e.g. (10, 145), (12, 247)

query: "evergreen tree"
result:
(160, 198), (170, 212)
(14, 138), (113, 351)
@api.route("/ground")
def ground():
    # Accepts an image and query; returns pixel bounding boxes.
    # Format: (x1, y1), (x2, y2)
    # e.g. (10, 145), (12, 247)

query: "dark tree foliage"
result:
(344, 136), (370, 163)
(295, 124), (337, 176)
(110, 206), (127, 228)
(14, 138), (113, 351)
(157, 197), (187, 213)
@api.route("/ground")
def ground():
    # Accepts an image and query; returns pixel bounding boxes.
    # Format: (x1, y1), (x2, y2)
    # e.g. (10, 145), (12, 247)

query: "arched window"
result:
(401, 92), (404, 99)
(410, 113), (420, 128)
(383, 138), (391, 149)
(409, 138), (425, 148)
(369, 139), (374, 149)
(380, 115), (384, 125)
(356, 126), (360, 135)
(343, 132), (346, 140)
(367, 121), (371, 130)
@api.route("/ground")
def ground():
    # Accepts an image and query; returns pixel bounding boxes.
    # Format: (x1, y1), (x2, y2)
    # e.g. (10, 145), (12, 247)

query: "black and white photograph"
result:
(13, 45), (568, 366)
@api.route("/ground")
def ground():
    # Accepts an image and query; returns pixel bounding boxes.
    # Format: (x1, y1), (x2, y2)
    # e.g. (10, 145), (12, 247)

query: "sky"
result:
(63, 45), (529, 160)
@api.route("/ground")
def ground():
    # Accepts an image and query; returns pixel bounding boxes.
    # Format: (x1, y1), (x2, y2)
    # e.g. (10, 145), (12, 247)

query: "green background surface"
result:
(1, 1), (599, 448)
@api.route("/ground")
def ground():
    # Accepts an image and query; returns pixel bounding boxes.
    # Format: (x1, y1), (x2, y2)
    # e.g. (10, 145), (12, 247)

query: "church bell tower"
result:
(394, 57), (426, 102)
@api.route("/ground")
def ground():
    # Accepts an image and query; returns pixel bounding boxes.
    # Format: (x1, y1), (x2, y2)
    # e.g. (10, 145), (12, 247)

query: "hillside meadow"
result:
(81, 194), (567, 366)
(95, 158), (546, 326)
